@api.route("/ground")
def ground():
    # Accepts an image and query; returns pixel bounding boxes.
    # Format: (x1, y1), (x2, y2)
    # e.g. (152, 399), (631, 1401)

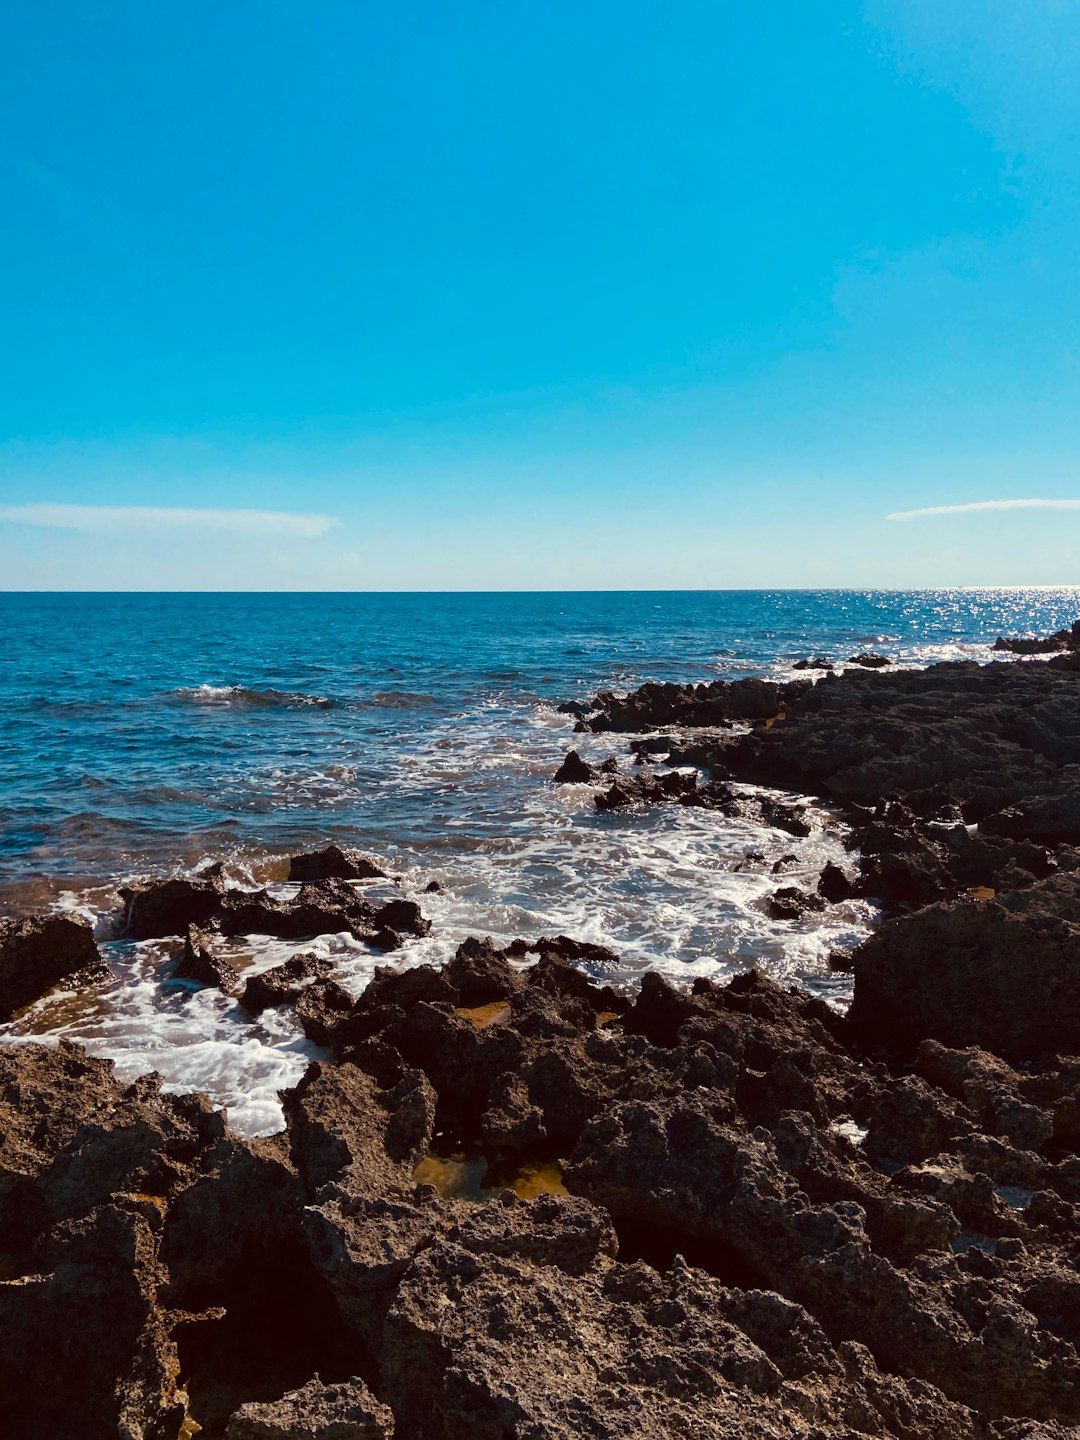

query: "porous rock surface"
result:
(6, 928), (1080, 1437)
(0, 912), (105, 1021)
(10, 642), (1080, 1435)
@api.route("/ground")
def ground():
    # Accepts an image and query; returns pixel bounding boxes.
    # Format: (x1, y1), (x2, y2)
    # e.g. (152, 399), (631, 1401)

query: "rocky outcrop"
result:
(565, 653), (1080, 914)
(120, 874), (430, 949)
(0, 913), (105, 1020)
(174, 923), (239, 992)
(7, 924), (1080, 1436)
(994, 620), (1080, 655)
(849, 872), (1080, 1055)
(287, 845), (388, 883)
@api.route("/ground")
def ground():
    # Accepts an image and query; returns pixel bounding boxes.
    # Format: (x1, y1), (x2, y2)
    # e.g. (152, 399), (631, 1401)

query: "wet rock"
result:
(295, 979), (356, 1048)
(570, 675), (787, 733)
(174, 923), (238, 992)
(993, 620), (1080, 655)
(848, 652), (892, 667)
(240, 954), (333, 1013)
(766, 886), (827, 921)
(288, 845), (388, 883)
(219, 879), (376, 943)
(0, 913), (105, 1020)
(422, 879), (442, 893)
(594, 768), (699, 811)
(553, 749), (596, 783)
(225, 1374), (395, 1439)
(372, 898), (430, 940)
(121, 875), (224, 939)
(817, 861), (857, 903)
(850, 873), (1080, 1055)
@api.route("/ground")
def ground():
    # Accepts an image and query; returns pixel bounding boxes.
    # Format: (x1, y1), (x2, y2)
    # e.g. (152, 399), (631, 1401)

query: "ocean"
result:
(1, 587), (1076, 1133)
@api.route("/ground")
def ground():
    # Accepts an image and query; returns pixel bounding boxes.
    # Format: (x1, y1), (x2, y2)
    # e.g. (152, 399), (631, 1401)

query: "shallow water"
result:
(1, 588), (1076, 1133)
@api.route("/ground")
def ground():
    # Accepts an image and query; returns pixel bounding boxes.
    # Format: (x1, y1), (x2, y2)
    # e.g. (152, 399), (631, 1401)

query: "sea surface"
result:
(1, 588), (1076, 1133)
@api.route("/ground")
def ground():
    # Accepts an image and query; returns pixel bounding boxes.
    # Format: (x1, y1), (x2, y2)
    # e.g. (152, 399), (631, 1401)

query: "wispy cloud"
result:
(0, 504), (340, 538)
(886, 499), (1080, 522)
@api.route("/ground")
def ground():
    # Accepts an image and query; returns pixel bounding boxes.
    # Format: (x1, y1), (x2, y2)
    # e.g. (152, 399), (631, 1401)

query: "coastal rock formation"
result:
(13, 639), (1080, 1435)
(0, 913), (105, 1021)
(850, 872), (1080, 1055)
(8, 934), (1080, 1437)
(994, 619), (1080, 655)
(120, 874), (429, 949)
(225, 1374), (395, 1438)
(287, 844), (388, 883)
(567, 653), (1080, 914)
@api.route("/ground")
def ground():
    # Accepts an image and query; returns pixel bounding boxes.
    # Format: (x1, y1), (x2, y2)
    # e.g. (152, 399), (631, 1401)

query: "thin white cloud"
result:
(0, 503), (339, 538)
(886, 498), (1080, 522)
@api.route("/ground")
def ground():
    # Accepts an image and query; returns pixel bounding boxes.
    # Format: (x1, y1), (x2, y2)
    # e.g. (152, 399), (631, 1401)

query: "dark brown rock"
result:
(174, 923), (238, 992)
(288, 845), (388, 883)
(766, 886), (827, 921)
(240, 954), (333, 1013)
(0, 913), (105, 1020)
(121, 876), (224, 939)
(552, 749), (597, 783)
(225, 1374), (395, 1439)
(850, 873), (1080, 1055)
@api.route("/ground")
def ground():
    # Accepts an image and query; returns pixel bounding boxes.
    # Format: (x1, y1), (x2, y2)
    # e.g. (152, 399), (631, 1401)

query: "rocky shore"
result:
(5, 630), (1080, 1437)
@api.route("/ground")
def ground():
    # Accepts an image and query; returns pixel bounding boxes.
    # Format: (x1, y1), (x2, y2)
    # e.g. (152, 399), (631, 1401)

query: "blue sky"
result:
(2, 0), (1079, 588)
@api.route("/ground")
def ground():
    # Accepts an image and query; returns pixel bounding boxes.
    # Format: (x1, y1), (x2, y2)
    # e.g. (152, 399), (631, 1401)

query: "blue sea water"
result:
(1, 587), (1076, 1132)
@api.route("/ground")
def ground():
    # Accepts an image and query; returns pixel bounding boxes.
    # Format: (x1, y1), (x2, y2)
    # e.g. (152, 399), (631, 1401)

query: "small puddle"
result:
(413, 1146), (568, 1202)
(456, 1002), (511, 1029)
(968, 886), (996, 901)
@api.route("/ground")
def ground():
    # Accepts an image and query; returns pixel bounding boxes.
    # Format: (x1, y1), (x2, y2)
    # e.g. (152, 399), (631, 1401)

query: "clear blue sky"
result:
(2, 0), (1079, 589)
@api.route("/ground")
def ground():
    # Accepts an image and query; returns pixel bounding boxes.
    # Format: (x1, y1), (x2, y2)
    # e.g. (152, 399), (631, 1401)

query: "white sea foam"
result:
(2, 698), (876, 1137)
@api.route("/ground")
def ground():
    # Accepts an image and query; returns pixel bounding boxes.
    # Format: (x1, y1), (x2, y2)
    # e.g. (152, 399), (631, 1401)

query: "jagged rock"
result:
(295, 979), (356, 1048)
(993, 620), (1080, 655)
(283, 1061), (435, 1195)
(372, 899), (429, 939)
(983, 788), (1080, 846)
(0, 1204), (186, 1440)
(240, 954), (333, 1013)
(225, 1374), (395, 1438)
(766, 886), (827, 921)
(445, 937), (522, 1006)
(850, 873), (1080, 1055)
(553, 749), (597, 783)
(174, 923), (238, 992)
(288, 845), (388, 882)
(848, 652), (892, 667)
(0, 913), (105, 1020)
(121, 876), (224, 939)
(818, 861), (857, 902)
